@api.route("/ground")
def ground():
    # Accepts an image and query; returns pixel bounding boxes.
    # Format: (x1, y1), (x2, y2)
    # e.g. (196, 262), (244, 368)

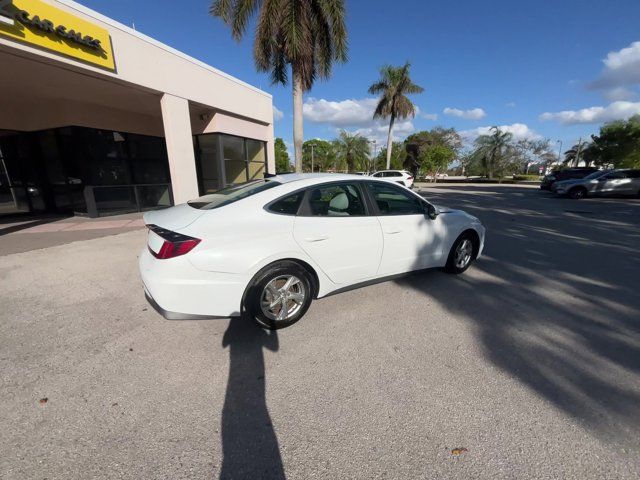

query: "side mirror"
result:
(425, 203), (438, 220)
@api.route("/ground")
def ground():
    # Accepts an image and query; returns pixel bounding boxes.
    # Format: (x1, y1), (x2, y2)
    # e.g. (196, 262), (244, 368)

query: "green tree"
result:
(274, 138), (291, 173)
(420, 144), (455, 180)
(333, 130), (370, 173)
(368, 62), (424, 169)
(374, 142), (405, 171)
(472, 127), (514, 178)
(405, 127), (462, 154)
(583, 115), (640, 168)
(405, 127), (461, 176)
(302, 139), (336, 172)
(211, 0), (348, 173)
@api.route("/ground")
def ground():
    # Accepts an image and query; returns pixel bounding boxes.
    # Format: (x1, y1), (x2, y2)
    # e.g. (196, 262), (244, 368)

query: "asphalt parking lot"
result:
(1, 184), (639, 479)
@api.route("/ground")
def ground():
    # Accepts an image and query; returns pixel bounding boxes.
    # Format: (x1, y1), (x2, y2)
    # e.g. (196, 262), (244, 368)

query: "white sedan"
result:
(139, 174), (485, 329)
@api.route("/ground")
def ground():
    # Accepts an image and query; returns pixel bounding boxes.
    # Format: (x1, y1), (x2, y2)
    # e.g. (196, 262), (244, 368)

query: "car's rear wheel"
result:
(245, 261), (313, 330)
(444, 232), (478, 274)
(568, 186), (587, 199)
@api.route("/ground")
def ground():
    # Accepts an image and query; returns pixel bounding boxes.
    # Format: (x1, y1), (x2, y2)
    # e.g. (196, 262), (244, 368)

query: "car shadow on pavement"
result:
(219, 317), (285, 480)
(402, 186), (640, 448)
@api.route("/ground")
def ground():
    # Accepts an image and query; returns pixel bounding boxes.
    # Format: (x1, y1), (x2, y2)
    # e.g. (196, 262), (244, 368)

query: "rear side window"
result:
(305, 183), (366, 217)
(268, 192), (303, 215)
(626, 170), (640, 178)
(188, 181), (280, 210)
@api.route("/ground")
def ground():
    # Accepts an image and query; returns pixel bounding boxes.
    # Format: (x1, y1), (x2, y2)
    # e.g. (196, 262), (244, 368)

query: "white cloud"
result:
(303, 97), (418, 144)
(443, 107), (487, 120)
(303, 97), (380, 127)
(273, 106), (284, 121)
(589, 41), (640, 99)
(420, 112), (438, 121)
(352, 119), (416, 146)
(539, 101), (640, 124)
(461, 123), (542, 143)
(603, 87), (636, 101)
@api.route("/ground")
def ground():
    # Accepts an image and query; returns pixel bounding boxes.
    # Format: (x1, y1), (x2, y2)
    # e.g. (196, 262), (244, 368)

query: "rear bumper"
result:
(144, 290), (225, 320)
(139, 248), (247, 318)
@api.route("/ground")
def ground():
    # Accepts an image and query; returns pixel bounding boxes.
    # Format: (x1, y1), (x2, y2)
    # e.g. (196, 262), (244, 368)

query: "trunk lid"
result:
(143, 204), (205, 231)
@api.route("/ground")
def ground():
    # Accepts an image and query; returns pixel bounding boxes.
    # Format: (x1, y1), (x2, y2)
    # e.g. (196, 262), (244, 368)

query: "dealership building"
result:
(0, 0), (275, 217)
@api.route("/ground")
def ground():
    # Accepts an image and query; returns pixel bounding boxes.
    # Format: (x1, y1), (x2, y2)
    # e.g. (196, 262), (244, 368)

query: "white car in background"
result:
(370, 170), (414, 188)
(139, 174), (485, 329)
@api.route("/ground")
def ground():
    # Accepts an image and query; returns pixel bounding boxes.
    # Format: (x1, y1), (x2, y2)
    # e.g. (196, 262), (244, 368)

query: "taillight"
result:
(147, 224), (201, 260)
(407, 176), (414, 180)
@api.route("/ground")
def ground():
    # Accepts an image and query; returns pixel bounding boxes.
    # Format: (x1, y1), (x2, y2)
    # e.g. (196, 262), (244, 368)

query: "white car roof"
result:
(269, 173), (364, 185)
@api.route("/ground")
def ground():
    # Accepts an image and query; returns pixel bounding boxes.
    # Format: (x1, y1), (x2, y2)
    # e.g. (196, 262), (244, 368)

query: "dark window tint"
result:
(307, 183), (365, 216)
(368, 182), (424, 215)
(388, 171), (401, 177)
(268, 192), (303, 215)
(627, 170), (640, 178)
(603, 171), (627, 179)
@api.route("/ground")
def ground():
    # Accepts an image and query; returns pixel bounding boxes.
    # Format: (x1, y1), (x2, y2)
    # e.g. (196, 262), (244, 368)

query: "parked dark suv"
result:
(540, 167), (599, 190)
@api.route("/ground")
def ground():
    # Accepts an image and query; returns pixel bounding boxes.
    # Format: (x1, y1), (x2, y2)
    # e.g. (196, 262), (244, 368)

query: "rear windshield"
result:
(188, 181), (280, 210)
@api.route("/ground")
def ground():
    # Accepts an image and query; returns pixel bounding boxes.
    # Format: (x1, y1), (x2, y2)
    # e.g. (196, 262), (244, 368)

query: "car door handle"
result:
(304, 235), (329, 242)
(384, 229), (402, 234)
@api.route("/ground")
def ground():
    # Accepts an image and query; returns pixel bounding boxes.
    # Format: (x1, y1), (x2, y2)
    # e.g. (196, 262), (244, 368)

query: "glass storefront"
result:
(0, 127), (269, 217)
(0, 127), (171, 217)
(195, 133), (268, 194)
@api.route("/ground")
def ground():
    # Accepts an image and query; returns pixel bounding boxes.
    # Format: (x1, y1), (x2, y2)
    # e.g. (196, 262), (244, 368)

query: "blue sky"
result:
(81, 0), (640, 155)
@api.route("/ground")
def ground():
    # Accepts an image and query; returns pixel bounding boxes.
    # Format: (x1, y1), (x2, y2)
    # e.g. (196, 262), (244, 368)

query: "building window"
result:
(195, 133), (268, 194)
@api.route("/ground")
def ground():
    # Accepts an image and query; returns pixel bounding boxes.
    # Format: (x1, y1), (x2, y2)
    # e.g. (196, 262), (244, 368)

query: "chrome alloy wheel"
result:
(454, 239), (473, 269)
(260, 275), (306, 322)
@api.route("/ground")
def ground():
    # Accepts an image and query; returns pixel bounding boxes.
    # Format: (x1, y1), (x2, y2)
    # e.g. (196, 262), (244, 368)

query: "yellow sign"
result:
(0, 0), (115, 71)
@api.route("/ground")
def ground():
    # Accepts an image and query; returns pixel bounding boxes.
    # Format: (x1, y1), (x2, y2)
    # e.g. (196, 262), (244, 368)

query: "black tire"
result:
(244, 261), (313, 330)
(444, 232), (478, 274)
(568, 186), (587, 199)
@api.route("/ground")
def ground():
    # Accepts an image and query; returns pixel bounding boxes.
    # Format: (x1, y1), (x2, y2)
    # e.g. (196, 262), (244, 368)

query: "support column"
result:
(266, 121), (276, 174)
(160, 94), (199, 204)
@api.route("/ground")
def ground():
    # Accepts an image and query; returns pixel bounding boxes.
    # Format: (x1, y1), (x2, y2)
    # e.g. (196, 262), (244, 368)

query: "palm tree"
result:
(563, 143), (585, 167)
(333, 130), (370, 173)
(210, 0), (348, 173)
(473, 127), (513, 179)
(368, 63), (424, 169)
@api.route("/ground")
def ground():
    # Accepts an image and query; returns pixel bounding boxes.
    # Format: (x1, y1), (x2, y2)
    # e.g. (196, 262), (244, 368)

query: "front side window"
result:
(368, 182), (424, 215)
(306, 183), (365, 217)
(188, 180), (279, 210)
(603, 171), (627, 179)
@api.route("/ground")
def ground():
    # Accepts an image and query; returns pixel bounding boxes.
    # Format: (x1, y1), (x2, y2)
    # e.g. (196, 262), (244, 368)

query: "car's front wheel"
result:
(568, 186), (588, 199)
(444, 232), (478, 274)
(245, 261), (313, 330)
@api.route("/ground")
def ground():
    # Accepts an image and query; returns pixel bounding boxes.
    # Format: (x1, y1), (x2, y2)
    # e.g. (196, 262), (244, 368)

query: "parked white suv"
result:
(371, 170), (414, 188)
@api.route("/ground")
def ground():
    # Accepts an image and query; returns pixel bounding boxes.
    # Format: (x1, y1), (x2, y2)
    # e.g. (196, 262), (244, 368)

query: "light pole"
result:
(309, 143), (316, 173)
(556, 139), (563, 167)
(369, 139), (377, 173)
(574, 137), (583, 167)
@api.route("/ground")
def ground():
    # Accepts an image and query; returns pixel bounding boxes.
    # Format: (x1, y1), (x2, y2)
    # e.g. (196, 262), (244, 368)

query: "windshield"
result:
(188, 180), (280, 210)
(583, 170), (608, 180)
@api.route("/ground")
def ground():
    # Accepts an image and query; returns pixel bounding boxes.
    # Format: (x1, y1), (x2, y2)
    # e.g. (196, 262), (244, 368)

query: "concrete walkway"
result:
(0, 212), (146, 255)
